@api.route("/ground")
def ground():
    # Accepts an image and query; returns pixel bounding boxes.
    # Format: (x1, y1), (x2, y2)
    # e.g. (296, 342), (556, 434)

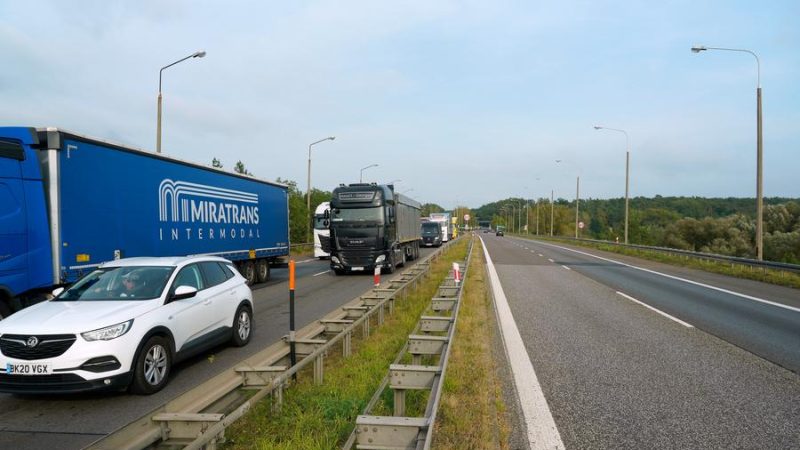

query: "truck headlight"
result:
(375, 255), (386, 264)
(82, 320), (133, 341)
(331, 256), (341, 264)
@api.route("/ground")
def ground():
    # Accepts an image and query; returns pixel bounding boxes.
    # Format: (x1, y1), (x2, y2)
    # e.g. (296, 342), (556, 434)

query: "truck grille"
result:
(320, 235), (331, 253)
(0, 334), (77, 360)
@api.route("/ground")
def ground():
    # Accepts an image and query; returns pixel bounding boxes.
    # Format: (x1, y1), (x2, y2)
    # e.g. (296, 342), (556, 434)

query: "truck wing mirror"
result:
(323, 209), (330, 219)
(323, 219), (330, 227)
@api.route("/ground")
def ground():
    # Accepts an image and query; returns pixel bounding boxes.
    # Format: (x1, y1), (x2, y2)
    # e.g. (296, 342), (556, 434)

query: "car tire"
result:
(231, 305), (253, 347)
(256, 260), (270, 283)
(130, 336), (172, 395)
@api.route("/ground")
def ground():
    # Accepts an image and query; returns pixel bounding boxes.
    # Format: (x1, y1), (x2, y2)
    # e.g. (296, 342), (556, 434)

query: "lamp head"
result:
(193, 51), (207, 58)
(691, 46), (707, 53)
(328, 136), (336, 141)
(593, 125), (602, 130)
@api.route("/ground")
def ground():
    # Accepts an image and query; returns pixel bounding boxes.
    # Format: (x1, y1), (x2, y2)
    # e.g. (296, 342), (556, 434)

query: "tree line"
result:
(474, 196), (800, 263)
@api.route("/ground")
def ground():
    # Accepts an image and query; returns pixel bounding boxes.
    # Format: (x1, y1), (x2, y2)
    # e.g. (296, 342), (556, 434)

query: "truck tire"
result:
(384, 253), (395, 274)
(240, 261), (256, 285)
(130, 336), (172, 395)
(256, 260), (270, 283)
(0, 300), (11, 320)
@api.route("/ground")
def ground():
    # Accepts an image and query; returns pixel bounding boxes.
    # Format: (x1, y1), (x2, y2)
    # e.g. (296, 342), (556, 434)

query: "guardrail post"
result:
(272, 383), (283, 413)
(378, 303), (384, 325)
(362, 315), (370, 338)
(314, 355), (324, 385)
(343, 331), (351, 357)
(393, 390), (406, 417)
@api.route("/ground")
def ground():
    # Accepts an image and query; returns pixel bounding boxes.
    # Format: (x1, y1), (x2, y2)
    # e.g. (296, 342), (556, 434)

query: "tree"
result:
(234, 160), (252, 176)
(211, 158), (223, 169)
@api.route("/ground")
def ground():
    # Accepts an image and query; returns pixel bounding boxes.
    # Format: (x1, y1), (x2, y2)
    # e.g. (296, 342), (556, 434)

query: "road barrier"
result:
(519, 235), (800, 275)
(87, 238), (460, 450)
(344, 237), (474, 449)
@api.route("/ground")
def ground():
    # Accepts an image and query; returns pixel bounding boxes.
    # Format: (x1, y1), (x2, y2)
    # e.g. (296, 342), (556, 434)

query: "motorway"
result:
(482, 233), (800, 449)
(0, 248), (436, 449)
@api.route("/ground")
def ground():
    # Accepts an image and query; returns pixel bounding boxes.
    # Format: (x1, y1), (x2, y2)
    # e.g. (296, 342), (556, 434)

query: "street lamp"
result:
(360, 164), (378, 183)
(306, 136), (335, 241)
(594, 125), (630, 244)
(156, 50), (206, 153)
(550, 190), (555, 237)
(691, 45), (764, 260)
(556, 160), (581, 239)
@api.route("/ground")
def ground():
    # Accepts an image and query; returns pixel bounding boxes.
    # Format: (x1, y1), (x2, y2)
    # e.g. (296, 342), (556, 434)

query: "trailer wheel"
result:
(256, 260), (270, 283)
(240, 261), (256, 285)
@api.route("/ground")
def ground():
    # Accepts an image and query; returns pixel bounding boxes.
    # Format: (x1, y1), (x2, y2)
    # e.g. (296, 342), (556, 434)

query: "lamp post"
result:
(594, 125), (630, 244)
(556, 160), (581, 239)
(691, 45), (763, 260)
(156, 50), (206, 153)
(550, 190), (555, 237)
(359, 164), (378, 183)
(306, 136), (335, 242)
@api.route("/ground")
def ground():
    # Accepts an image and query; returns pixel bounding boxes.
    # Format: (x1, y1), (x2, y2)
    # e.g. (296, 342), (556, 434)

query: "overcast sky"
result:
(2, 1), (798, 209)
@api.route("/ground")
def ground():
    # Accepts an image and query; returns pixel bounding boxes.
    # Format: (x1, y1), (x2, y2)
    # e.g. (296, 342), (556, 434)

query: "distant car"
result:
(0, 255), (253, 395)
(496, 230), (504, 236)
(483, 229), (490, 233)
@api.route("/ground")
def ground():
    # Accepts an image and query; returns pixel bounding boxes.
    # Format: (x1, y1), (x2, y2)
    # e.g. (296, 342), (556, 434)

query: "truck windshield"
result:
(421, 223), (440, 236)
(331, 207), (384, 223)
(55, 266), (175, 301)
(314, 215), (328, 229)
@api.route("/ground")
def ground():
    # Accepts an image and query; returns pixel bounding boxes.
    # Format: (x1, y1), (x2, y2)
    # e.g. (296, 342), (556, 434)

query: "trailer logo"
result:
(158, 179), (261, 242)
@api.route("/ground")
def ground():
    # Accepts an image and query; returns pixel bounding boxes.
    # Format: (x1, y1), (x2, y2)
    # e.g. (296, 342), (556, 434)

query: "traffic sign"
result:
(464, 214), (470, 221)
(578, 221), (585, 229)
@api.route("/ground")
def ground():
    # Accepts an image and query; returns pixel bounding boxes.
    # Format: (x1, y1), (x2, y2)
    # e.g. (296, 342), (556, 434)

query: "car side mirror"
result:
(52, 287), (65, 297)
(171, 285), (198, 301)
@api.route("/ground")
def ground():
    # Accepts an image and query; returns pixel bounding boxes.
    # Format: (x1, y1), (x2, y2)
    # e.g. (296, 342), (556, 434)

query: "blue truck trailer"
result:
(0, 127), (289, 318)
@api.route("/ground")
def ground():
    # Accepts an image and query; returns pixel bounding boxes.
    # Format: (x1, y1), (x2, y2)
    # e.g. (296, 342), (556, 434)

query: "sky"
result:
(1, 0), (798, 209)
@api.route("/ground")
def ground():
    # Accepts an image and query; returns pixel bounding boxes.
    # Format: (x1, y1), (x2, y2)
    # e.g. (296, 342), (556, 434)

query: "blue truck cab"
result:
(0, 127), (289, 318)
(0, 129), (51, 317)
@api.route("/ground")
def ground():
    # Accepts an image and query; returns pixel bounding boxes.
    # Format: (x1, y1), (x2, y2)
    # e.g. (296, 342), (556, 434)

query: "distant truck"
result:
(326, 183), (421, 274)
(0, 127), (289, 318)
(429, 212), (452, 243)
(313, 201), (331, 258)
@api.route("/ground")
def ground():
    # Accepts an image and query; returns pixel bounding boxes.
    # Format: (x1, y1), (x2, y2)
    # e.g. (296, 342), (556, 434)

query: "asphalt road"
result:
(0, 248), (436, 449)
(481, 234), (800, 449)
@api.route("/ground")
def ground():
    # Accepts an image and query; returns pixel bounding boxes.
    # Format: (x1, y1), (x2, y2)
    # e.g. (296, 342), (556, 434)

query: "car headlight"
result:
(375, 255), (386, 264)
(82, 320), (134, 341)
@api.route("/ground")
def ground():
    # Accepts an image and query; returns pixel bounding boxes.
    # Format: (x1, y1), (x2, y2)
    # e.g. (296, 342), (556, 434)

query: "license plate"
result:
(351, 266), (364, 271)
(5, 362), (53, 375)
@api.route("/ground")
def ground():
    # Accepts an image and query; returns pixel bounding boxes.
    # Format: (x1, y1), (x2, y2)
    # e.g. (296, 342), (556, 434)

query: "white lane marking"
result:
(312, 270), (330, 277)
(538, 254), (543, 257)
(533, 241), (800, 314)
(480, 237), (565, 449)
(617, 291), (694, 328)
(547, 258), (554, 263)
(561, 265), (571, 271)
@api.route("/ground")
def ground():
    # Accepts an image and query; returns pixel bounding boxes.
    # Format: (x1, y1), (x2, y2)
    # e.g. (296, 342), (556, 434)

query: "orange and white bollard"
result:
(374, 266), (381, 287)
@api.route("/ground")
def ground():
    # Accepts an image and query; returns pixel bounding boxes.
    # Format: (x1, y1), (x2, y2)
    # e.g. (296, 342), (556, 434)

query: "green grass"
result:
(223, 239), (469, 450)
(432, 239), (511, 449)
(510, 234), (800, 289)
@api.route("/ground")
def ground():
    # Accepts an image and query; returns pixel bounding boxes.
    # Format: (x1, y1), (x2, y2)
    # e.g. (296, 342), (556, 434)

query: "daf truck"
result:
(326, 183), (421, 274)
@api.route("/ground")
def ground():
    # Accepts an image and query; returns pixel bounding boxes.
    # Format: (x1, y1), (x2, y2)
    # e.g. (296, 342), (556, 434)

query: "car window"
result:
(219, 262), (236, 280)
(172, 264), (205, 292)
(55, 266), (174, 301)
(200, 261), (228, 287)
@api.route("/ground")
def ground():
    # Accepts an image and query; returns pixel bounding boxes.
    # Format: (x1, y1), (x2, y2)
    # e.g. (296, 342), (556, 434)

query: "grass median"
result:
(223, 239), (468, 450)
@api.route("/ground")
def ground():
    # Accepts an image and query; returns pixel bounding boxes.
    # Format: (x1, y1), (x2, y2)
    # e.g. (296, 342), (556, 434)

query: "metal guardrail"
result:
(86, 239), (458, 450)
(345, 237), (474, 449)
(515, 234), (800, 275)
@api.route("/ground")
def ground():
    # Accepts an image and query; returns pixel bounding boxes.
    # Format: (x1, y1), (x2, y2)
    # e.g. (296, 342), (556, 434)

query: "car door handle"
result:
(203, 299), (212, 305)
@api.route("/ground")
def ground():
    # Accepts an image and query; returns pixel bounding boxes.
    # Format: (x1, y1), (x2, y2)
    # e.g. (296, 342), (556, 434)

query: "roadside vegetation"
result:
(433, 239), (511, 449)
(223, 239), (468, 449)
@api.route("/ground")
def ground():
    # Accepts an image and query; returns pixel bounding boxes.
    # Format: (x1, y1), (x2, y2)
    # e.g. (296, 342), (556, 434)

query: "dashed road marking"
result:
(617, 291), (694, 328)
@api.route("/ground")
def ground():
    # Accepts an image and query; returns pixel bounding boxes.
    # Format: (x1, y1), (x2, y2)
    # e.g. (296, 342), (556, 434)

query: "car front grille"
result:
(0, 334), (77, 360)
(0, 372), (85, 385)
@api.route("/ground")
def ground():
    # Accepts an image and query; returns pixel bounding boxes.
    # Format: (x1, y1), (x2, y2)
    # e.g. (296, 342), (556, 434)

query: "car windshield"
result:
(331, 206), (384, 223)
(55, 266), (175, 301)
(421, 223), (440, 236)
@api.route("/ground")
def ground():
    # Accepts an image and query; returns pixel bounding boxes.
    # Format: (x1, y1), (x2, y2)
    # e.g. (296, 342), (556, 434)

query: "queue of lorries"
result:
(0, 126), (460, 395)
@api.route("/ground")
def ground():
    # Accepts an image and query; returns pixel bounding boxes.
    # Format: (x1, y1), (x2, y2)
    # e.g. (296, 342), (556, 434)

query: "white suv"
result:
(0, 255), (253, 395)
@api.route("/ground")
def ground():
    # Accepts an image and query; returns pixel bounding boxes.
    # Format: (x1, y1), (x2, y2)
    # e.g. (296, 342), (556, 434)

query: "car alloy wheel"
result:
(231, 305), (253, 347)
(131, 335), (172, 394)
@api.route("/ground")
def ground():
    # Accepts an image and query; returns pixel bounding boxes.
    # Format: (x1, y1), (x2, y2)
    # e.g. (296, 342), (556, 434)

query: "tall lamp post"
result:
(556, 160), (581, 239)
(594, 126), (630, 244)
(691, 45), (763, 260)
(157, 50), (206, 153)
(306, 136), (335, 241)
(360, 164), (378, 183)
